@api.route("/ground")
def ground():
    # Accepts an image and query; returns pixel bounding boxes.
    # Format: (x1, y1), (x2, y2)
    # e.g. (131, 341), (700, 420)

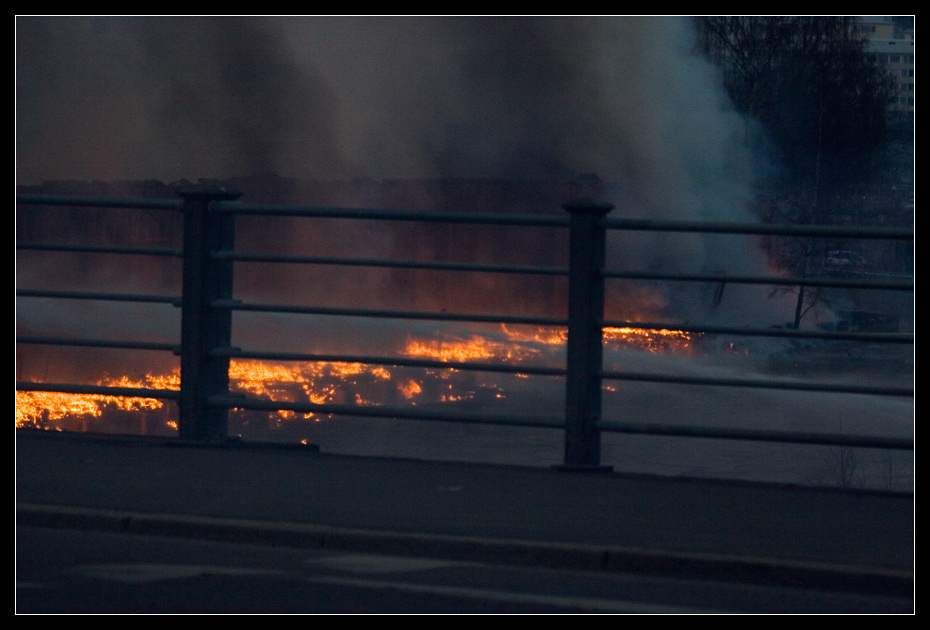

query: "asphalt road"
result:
(15, 430), (914, 613)
(17, 526), (913, 613)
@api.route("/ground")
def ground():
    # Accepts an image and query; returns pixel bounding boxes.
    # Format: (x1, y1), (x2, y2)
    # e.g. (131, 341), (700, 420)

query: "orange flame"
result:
(398, 379), (422, 400)
(402, 335), (539, 363)
(499, 324), (693, 354)
(16, 326), (694, 432)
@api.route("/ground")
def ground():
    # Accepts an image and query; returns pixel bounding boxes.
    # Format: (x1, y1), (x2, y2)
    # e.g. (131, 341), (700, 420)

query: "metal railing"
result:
(16, 187), (914, 469)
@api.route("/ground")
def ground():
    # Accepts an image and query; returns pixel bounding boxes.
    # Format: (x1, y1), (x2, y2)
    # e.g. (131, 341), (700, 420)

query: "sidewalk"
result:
(15, 429), (914, 596)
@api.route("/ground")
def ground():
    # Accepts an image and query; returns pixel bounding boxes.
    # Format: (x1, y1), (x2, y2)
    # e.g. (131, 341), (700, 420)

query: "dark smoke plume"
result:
(17, 17), (785, 327)
(16, 16), (349, 182)
(17, 16), (787, 342)
(130, 17), (348, 179)
(18, 17), (760, 213)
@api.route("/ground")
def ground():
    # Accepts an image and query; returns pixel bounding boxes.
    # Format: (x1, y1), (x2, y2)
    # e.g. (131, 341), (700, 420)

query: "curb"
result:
(17, 503), (913, 598)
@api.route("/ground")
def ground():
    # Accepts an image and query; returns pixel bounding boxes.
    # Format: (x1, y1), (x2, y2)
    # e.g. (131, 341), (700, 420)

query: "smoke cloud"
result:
(17, 17), (760, 212)
(18, 15), (791, 347)
(17, 16), (771, 307)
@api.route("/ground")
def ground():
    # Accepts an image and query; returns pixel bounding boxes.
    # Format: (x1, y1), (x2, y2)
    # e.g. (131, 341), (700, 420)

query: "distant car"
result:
(824, 250), (866, 274)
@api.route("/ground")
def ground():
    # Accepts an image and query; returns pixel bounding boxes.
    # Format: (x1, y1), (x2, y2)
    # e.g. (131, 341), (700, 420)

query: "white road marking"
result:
(306, 575), (724, 614)
(71, 564), (286, 583)
(307, 554), (465, 574)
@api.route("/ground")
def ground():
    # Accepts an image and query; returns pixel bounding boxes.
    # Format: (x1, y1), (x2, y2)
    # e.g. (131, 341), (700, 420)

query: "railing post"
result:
(561, 198), (614, 471)
(177, 186), (242, 441)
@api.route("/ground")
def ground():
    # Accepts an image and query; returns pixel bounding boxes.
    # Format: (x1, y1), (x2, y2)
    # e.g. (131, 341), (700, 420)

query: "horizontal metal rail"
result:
(600, 319), (913, 343)
(19, 193), (912, 240)
(212, 201), (915, 240)
(16, 336), (179, 353)
(16, 190), (914, 466)
(218, 252), (911, 290)
(18, 286), (909, 343)
(599, 369), (913, 397)
(209, 250), (911, 289)
(212, 395), (912, 450)
(603, 268), (913, 291)
(15, 381), (180, 400)
(16, 193), (182, 211)
(602, 217), (914, 240)
(17, 241), (183, 258)
(213, 250), (568, 276)
(16, 289), (180, 305)
(214, 348), (567, 377)
(214, 299), (568, 327)
(596, 420), (913, 450)
(207, 394), (564, 429)
(211, 200), (571, 227)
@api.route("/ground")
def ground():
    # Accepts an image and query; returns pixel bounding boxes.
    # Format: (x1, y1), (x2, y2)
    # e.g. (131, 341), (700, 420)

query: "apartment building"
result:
(859, 17), (915, 115)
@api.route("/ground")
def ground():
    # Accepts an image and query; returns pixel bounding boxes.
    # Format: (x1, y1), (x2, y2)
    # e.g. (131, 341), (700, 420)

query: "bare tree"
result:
(820, 445), (861, 489)
(696, 16), (895, 191)
(696, 17), (898, 327)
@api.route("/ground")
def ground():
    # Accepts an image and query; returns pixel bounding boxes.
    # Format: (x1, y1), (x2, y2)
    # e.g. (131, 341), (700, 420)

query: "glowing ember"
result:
(398, 379), (422, 400)
(15, 372), (179, 429)
(602, 326), (693, 354)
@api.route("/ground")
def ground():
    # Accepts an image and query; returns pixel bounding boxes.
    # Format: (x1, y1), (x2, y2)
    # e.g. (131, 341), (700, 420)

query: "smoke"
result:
(16, 17), (349, 182)
(278, 17), (763, 225)
(17, 16), (786, 354)
(131, 17), (349, 180)
(17, 17), (760, 206)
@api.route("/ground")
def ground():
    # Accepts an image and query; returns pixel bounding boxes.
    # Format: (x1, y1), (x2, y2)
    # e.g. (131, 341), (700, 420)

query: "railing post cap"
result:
(176, 185), (243, 201)
(563, 198), (614, 215)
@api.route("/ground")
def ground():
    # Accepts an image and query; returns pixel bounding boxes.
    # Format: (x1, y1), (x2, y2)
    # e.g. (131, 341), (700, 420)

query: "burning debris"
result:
(16, 324), (697, 436)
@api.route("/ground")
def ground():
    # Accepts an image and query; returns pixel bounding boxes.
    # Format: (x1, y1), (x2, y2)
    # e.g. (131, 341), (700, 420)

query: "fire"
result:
(14, 359), (393, 430)
(15, 372), (180, 429)
(16, 325), (695, 433)
(403, 334), (539, 363)
(498, 324), (567, 345)
(228, 360), (394, 418)
(398, 379), (422, 400)
(602, 326), (694, 354)
(498, 324), (694, 355)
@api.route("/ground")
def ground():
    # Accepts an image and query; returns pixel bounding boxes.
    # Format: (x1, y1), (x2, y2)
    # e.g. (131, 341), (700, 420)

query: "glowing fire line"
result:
(16, 325), (693, 431)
